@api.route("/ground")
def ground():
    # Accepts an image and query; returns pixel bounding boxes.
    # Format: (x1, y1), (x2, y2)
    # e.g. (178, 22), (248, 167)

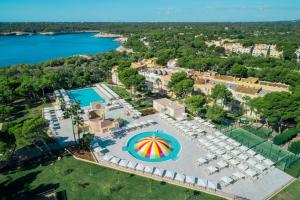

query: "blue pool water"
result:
(124, 131), (181, 162)
(68, 87), (106, 107)
(0, 33), (120, 67)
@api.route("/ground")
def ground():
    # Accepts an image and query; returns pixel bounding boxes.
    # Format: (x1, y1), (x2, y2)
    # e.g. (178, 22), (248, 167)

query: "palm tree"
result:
(155, 78), (162, 97)
(64, 101), (81, 144)
(73, 114), (84, 141)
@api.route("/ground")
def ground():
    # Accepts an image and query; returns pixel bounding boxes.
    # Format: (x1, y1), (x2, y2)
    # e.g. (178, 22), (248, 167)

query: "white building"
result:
(153, 98), (186, 120)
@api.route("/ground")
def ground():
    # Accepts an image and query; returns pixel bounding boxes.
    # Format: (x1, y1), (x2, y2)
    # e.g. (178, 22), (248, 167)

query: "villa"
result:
(223, 43), (252, 55)
(192, 71), (290, 103)
(153, 98), (186, 120)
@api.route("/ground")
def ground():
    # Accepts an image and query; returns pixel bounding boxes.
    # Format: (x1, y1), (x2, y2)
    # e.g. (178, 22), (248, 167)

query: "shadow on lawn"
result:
(0, 149), (68, 174)
(0, 170), (59, 199)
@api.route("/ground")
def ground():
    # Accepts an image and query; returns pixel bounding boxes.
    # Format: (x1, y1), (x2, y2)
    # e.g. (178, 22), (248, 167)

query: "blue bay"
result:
(0, 33), (120, 67)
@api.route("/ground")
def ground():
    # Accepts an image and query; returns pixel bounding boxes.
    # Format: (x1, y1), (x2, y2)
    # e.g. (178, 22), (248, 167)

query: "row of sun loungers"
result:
(196, 130), (275, 187)
(119, 99), (142, 119)
(159, 113), (275, 187)
(111, 120), (156, 134)
(102, 154), (217, 191)
(44, 107), (61, 134)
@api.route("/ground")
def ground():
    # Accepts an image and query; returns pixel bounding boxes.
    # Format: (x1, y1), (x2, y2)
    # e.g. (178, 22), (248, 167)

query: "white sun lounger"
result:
(153, 168), (165, 177)
(232, 171), (245, 180)
(118, 159), (129, 167)
(164, 170), (175, 180)
(103, 154), (113, 161)
(185, 176), (196, 185)
(220, 176), (234, 186)
(127, 161), (137, 169)
(174, 173), (186, 183)
(144, 166), (154, 174)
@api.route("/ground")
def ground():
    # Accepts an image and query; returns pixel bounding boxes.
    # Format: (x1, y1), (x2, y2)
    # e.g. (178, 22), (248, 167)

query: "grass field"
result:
(0, 155), (223, 200)
(271, 180), (300, 200)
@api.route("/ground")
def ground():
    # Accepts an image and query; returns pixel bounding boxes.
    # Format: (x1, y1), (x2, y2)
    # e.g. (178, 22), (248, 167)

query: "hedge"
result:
(288, 141), (300, 154)
(273, 128), (300, 145)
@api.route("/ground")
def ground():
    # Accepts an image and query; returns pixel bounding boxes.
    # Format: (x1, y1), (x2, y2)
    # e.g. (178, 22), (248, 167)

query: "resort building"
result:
(153, 98), (186, 120)
(269, 45), (283, 58)
(252, 44), (270, 57)
(223, 43), (252, 55)
(192, 71), (289, 103)
(137, 64), (189, 95)
(167, 59), (178, 68)
(111, 66), (124, 86)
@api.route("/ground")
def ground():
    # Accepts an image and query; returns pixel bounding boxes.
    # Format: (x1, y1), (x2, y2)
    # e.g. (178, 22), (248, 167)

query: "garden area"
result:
(108, 84), (153, 111)
(0, 155), (223, 200)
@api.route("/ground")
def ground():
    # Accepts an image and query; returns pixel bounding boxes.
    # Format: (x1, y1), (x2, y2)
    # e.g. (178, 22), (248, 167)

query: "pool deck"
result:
(94, 113), (293, 200)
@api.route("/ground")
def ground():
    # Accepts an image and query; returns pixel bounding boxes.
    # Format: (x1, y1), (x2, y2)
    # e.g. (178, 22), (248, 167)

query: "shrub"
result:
(273, 128), (300, 145)
(288, 141), (300, 154)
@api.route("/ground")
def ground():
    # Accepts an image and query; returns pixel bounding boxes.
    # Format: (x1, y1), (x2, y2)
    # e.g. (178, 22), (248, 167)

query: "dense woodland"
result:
(1, 22), (300, 160)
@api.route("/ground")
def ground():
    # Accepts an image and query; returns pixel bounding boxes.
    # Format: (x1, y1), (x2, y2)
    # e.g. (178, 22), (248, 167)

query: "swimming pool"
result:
(68, 87), (106, 107)
(124, 131), (181, 162)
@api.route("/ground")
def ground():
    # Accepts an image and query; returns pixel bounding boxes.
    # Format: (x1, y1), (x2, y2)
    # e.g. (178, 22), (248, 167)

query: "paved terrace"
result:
(94, 113), (293, 200)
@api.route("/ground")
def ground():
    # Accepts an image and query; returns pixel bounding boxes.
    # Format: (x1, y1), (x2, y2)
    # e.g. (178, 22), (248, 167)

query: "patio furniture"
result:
(135, 163), (145, 171)
(263, 159), (274, 167)
(229, 159), (240, 166)
(110, 157), (121, 165)
(185, 176), (196, 185)
(224, 145), (234, 151)
(240, 145), (249, 152)
(220, 176), (234, 187)
(103, 154), (113, 161)
(222, 154), (232, 161)
(232, 171), (245, 181)
(207, 165), (218, 175)
(237, 164), (249, 171)
(206, 153), (217, 161)
(174, 173), (186, 183)
(245, 169), (258, 179)
(144, 166), (154, 174)
(118, 159), (129, 167)
(164, 170), (175, 180)
(207, 181), (217, 191)
(231, 149), (241, 156)
(247, 149), (257, 156)
(216, 149), (225, 155)
(196, 178), (207, 188)
(247, 158), (257, 166)
(255, 164), (267, 172)
(196, 158), (208, 166)
(127, 161), (137, 169)
(217, 160), (228, 169)
(255, 154), (265, 162)
(153, 168), (165, 177)
(238, 154), (249, 161)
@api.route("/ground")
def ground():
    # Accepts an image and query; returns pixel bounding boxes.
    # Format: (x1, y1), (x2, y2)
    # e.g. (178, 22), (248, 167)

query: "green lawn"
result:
(271, 180), (300, 200)
(108, 85), (131, 100)
(0, 155), (223, 200)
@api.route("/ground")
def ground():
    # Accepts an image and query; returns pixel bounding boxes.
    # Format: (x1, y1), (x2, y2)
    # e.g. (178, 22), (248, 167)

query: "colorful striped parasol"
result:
(134, 136), (173, 159)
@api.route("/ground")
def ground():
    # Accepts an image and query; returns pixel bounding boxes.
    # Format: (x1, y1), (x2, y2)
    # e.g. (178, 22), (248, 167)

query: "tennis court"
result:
(225, 128), (299, 170)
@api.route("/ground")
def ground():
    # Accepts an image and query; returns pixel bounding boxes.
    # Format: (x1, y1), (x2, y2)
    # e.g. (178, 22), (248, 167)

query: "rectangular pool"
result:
(68, 87), (106, 107)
